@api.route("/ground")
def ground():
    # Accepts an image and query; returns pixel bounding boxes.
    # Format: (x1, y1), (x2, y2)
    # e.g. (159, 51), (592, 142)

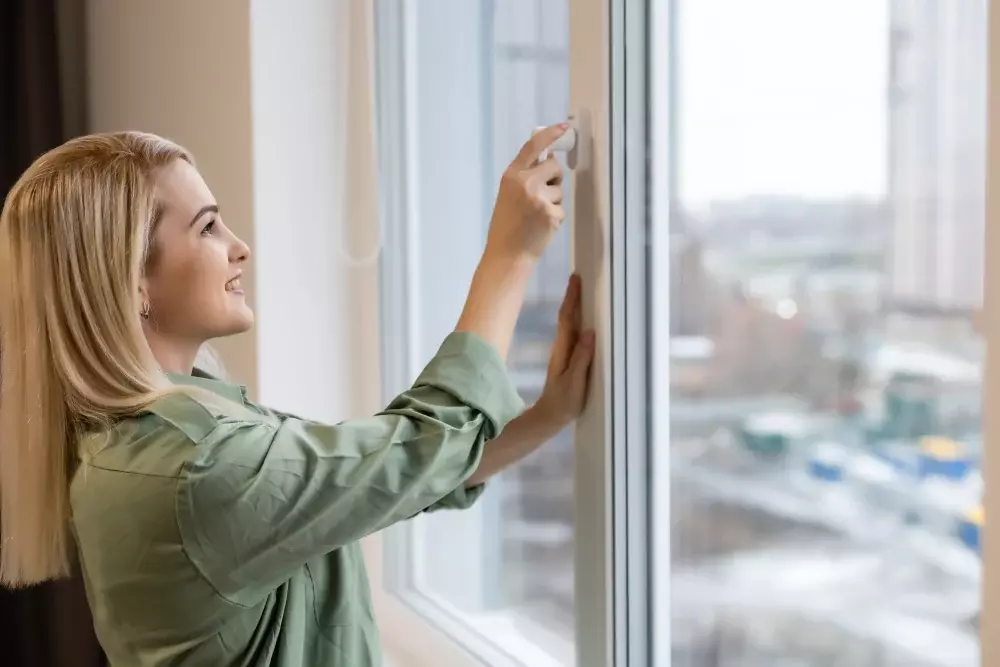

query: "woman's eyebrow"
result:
(189, 204), (219, 227)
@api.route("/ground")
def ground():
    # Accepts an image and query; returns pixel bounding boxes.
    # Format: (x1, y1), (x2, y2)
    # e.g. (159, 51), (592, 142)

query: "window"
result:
(656, 1), (986, 665)
(376, 1), (579, 665)
(373, 1), (996, 666)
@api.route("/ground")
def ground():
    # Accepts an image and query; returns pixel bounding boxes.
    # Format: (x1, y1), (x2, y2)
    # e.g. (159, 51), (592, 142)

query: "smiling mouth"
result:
(225, 277), (243, 293)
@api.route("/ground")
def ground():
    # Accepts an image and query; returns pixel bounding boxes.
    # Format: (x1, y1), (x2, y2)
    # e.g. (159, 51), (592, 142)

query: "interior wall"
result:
(84, 0), (382, 421)
(247, 0), (382, 420)
(85, 0), (259, 389)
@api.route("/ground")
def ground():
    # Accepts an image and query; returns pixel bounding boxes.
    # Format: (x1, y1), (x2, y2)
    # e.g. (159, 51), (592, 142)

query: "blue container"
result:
(919, 455), (973, 480)
(958, 520), (982, 553)
(808, 459), (844, 482)
(957, 506), (984, 554)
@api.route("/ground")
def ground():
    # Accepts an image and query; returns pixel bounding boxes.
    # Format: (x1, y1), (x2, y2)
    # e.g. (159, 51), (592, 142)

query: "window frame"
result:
(370, 1), (1000, 666)
(573, 0), (655, 665)
(370, 1), (586, 666)
(370, 0), (643, 665)
(611, 2), (654, 666)
(366, 5), (501, 665)
(566, 0), (615, 662)
(647, 2), (674, 665)
(981, 5), (1000, 667)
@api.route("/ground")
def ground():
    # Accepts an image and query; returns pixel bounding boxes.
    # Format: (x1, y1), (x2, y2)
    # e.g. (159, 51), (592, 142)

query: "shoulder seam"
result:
(145, 392), (218, 443)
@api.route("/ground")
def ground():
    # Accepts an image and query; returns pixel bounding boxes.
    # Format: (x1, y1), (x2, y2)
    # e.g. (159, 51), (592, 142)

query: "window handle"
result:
(532, 111), (588, 169)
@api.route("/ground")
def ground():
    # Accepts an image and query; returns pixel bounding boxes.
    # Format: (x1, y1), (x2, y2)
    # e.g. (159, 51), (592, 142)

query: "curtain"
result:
(0, 0), (106, 665)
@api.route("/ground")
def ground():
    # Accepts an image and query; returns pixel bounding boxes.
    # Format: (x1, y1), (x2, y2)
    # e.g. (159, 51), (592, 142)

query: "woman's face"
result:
(142, 159), (254, 342)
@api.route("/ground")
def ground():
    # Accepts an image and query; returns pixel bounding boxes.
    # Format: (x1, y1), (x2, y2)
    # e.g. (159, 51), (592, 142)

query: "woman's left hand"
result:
(464, 275), (593, 487)
(533, 274), (595, 433)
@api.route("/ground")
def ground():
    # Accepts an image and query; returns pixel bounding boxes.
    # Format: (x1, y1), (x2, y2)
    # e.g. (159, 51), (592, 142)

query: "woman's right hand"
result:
(484, 123), (570, 263)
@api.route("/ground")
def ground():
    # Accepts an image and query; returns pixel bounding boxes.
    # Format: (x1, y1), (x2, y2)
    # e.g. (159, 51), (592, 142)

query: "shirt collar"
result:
(166, 368), (247, 404)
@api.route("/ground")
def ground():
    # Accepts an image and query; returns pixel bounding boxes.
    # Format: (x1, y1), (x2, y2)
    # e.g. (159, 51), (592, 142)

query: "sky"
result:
(676, 0), (890, 203)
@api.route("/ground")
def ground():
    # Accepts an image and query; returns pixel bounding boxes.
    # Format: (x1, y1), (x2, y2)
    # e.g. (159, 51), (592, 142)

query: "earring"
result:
(140, 302), (151, 320)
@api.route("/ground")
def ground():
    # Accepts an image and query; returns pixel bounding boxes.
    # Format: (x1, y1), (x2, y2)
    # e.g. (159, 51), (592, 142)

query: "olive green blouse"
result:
(70, 331), (524, 666)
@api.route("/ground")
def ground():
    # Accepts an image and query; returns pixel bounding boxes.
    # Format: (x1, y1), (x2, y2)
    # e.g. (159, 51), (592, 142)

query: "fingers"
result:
(548, 328), (576, 379)
(550, 275), (582, 375)
(537, 158), (565, 217)
(558, 273), (582, 328)
(515, 123), (570, 167)
(568, 329), (596, 403)
(520, 156), (564, 225)
(542, 185), (563, 205)
(529, 155), (564, 184)
(541, 201), (566, 228)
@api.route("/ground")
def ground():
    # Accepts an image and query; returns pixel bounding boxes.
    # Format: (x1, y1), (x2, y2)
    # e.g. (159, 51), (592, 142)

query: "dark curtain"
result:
(0, 0), (107, 666)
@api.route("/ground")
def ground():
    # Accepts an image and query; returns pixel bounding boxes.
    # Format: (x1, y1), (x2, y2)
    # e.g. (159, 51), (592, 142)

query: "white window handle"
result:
(532, 112), (587, 168)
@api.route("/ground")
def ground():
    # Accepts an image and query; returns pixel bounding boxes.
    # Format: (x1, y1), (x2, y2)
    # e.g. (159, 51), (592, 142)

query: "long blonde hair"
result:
(0, 132), (192, 586)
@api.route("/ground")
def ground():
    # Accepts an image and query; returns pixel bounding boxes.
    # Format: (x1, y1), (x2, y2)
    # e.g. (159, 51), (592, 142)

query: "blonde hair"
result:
(0, 131), (192, 586)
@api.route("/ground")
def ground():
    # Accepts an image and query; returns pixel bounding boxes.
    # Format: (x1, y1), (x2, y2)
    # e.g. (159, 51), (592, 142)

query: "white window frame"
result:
(369, 1), (1000, 666)
(648, 2), (672, 664)
(981, 5), (1000, 667)
(370, 2), (556, 666)
(369, 0), (645, 666)
(574, 0), (653, 666)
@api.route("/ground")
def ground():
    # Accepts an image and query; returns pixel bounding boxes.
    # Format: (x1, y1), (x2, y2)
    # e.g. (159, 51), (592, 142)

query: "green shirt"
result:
(70, 332), (524, 666)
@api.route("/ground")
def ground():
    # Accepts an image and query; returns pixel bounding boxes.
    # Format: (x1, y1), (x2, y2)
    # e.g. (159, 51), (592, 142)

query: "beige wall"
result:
(86, 0), (259, 388)
(84, 0), (382, 423)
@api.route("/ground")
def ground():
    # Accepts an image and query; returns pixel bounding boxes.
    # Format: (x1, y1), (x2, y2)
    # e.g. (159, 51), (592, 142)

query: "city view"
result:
(406, 2), (987, 665)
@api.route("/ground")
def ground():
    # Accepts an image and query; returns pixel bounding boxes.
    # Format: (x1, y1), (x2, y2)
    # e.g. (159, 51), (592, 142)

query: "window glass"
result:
(663, 2), (985, 665)
(386, 1), (574, 663)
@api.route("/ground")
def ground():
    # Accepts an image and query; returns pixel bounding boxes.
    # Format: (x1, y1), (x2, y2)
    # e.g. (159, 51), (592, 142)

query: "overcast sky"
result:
(677, 0), (889, 203)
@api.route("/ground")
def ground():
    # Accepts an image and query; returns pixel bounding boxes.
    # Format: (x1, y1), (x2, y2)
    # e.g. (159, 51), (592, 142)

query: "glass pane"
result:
(394, 0), (574, 662)
(662, 1), (985, 665)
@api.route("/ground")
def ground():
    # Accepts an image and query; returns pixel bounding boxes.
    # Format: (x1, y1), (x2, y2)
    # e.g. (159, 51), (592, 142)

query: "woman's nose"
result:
(231, 236), (251, 263)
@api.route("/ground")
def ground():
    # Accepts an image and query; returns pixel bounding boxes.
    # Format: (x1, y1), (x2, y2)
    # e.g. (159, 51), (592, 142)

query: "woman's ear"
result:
(138, 280), (151, 319)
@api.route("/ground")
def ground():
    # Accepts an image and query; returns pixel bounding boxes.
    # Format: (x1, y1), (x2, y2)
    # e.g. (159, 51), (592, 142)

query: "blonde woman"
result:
(0, 127), (593, 666)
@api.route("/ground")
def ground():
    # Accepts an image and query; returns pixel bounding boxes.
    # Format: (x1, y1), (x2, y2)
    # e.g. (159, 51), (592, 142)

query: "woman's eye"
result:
(201, 220), (216, 236)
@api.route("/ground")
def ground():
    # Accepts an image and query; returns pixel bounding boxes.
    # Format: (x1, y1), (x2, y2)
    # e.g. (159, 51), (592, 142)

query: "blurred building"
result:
(886, 0), (987, 313)
(670, 234), (713, 336)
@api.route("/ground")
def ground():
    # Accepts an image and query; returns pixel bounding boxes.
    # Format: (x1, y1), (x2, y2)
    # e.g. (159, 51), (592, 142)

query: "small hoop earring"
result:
(140, 302), (151, 320)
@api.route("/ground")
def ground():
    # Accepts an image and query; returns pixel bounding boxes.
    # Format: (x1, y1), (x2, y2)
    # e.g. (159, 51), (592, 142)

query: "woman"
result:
(0, 126), (593, 665)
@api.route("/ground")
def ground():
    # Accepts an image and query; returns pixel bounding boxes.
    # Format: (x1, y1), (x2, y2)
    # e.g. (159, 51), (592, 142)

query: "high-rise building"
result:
(886, 0), (987, 313)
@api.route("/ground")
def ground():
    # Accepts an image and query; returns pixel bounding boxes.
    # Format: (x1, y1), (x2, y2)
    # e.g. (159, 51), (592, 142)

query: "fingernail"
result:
(558, 122), (570, 129)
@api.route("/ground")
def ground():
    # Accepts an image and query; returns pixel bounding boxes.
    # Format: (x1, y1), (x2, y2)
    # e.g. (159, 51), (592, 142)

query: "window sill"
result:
(396, 590), (575, 667)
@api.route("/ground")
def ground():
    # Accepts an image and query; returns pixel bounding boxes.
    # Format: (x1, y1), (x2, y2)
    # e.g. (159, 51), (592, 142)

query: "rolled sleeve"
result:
(177, 332), (525, 597)
(413, 332), (525, 440)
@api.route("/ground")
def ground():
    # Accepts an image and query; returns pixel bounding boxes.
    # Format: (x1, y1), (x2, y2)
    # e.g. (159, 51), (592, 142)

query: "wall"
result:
(84, 0), (382, 422)
(86, 0), (259, 389)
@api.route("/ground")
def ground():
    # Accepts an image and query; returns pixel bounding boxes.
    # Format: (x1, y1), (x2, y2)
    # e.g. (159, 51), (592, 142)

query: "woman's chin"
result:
(236, 308), (256, 332)
(221, 307), (255, 335)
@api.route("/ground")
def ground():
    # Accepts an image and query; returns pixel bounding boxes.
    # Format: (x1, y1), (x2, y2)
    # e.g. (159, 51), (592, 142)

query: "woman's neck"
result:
(145, 331), (203, 375)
